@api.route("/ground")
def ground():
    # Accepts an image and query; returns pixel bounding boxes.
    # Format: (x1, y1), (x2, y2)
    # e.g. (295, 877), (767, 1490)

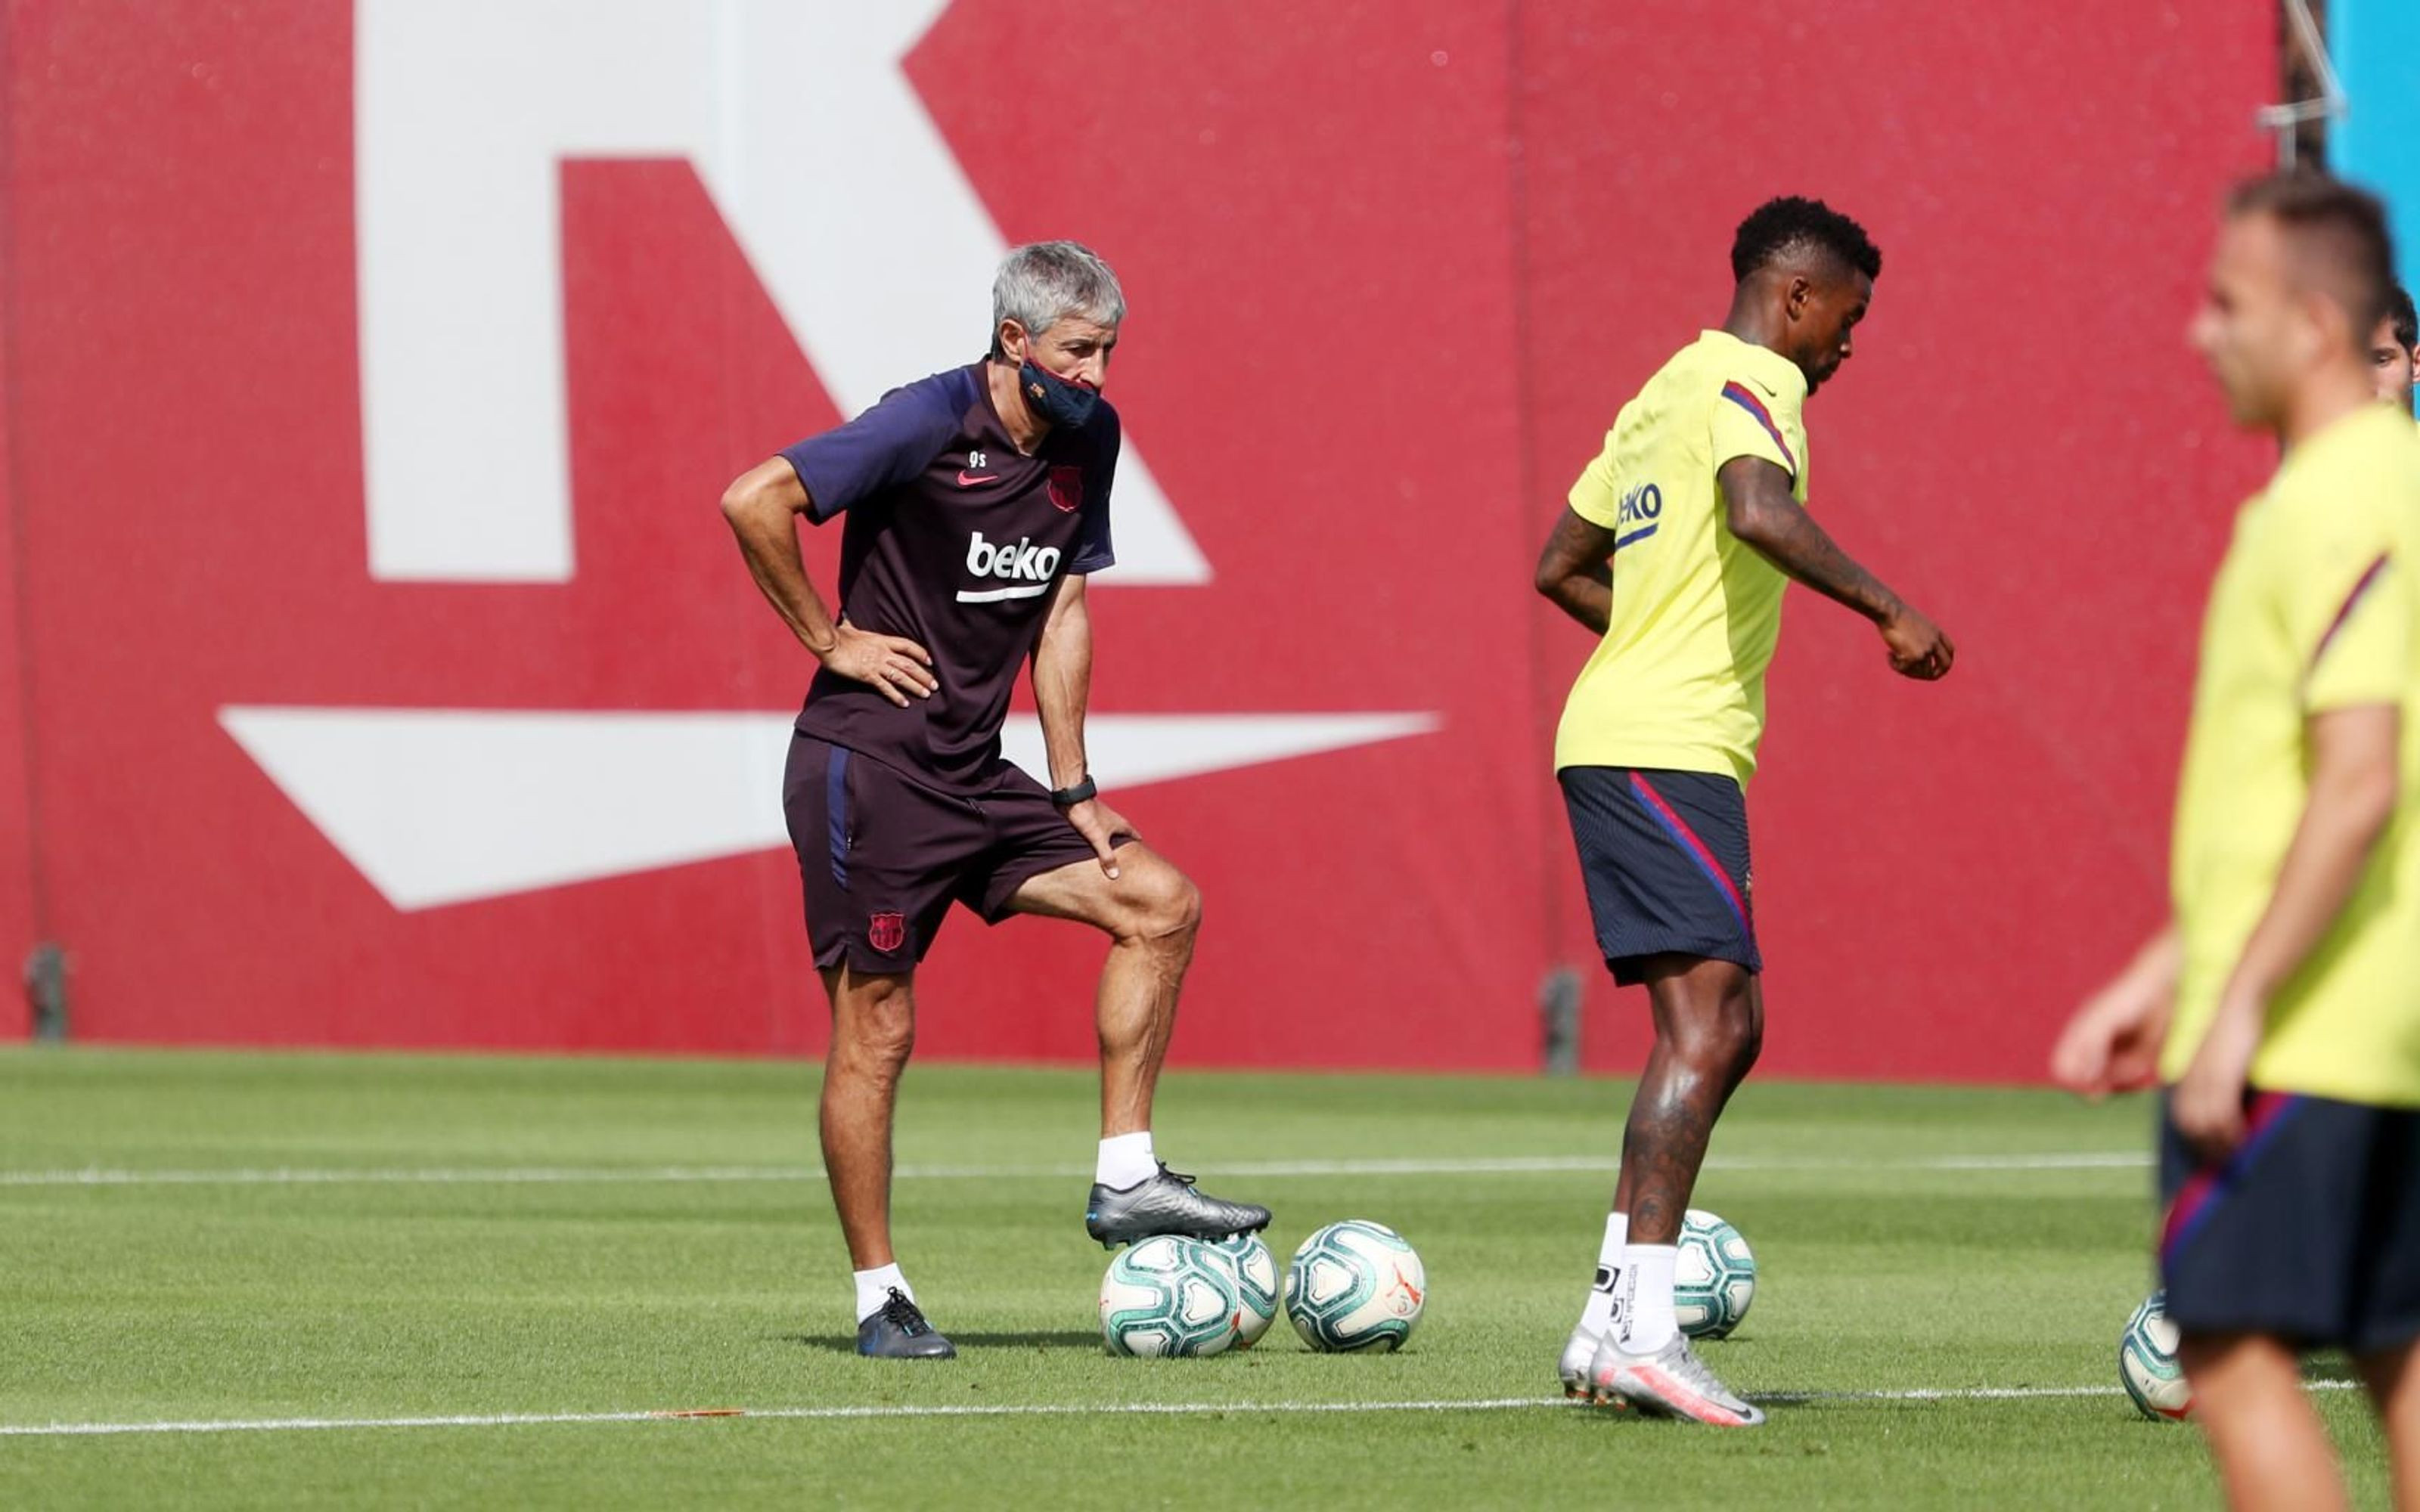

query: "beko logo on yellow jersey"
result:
(1612, 482), (1662, 549)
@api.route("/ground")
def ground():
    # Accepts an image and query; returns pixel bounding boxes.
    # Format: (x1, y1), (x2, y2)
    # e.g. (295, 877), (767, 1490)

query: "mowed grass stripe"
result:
(0, 1381), (2365, 1439)
(0, 1151), (2153, 1188)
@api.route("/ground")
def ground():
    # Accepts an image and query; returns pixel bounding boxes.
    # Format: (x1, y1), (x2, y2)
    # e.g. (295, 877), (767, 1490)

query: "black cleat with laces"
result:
(855, 1287), (957, 1359)
(1084, 1162), (1272, 1249)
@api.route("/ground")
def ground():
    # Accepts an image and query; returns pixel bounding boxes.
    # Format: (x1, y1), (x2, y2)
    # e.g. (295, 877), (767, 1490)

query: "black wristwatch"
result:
(1049, 776), (1098, 809)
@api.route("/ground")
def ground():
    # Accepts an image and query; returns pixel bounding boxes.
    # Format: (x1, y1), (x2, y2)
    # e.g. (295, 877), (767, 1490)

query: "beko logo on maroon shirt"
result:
(957, 531), (1062, 603)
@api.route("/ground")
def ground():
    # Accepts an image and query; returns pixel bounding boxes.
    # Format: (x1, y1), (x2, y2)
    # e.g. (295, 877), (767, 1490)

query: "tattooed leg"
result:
(1612, 956), (1762, 1244)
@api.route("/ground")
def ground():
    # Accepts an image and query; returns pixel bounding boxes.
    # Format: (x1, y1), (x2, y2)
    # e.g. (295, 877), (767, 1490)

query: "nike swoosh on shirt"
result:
(957, 471), (1001, 487)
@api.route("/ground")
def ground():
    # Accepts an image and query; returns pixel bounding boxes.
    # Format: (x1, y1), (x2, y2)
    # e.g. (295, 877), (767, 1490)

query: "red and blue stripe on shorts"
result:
(1624, 771), (1751, 933)
(2159, 1090), (2304, 1267)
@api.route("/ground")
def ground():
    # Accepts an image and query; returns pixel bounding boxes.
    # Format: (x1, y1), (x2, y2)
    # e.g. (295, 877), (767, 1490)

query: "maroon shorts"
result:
(781, 734), (1131, 974)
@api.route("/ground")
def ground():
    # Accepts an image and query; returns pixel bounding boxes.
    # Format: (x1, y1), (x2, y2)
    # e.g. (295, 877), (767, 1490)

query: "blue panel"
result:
(2335, 0), (2420, 293)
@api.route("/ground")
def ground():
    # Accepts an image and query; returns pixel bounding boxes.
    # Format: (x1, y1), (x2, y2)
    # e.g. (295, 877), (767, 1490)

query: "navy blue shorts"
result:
(1559, 766), (1760, 985)
(2158, 1089), (2420, 1356)
(782, 735), (1131, 974)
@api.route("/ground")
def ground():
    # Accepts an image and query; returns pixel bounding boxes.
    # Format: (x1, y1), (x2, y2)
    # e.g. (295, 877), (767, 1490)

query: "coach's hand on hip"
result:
(818, 621), (938, 708)
(1063, 798), (1135, 881)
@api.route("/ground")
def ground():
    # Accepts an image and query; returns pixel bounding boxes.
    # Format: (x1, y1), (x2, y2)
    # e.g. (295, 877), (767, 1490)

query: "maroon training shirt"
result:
(779, 360), (1117, 792)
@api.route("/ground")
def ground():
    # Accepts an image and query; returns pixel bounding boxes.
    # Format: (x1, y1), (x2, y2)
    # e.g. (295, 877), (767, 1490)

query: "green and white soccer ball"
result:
(1100, 1235), (1243, 1358)
(1283, 1219), (1426, 1352)
(1675, 1208), (1757, 1340)
(2120, 1290), (2192, 1421)
(1208, 1233), (1280, 1347)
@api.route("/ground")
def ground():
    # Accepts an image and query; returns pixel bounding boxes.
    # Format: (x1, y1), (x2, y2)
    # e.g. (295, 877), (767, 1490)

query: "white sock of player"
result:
(1577, 1212), (1629, 1336)
(1096, 1131), (1159, 1189)
(1623, 1244), (1680, 1352)
(853, 1263), (914, 1325)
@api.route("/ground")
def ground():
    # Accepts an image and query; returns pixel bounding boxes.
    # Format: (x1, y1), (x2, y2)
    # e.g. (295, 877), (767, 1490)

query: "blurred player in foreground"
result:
(2372, 283), (2417, 413)
(721, 242), (1268, 1360)
(1534, 197), (1955, 1427)
(2055, 175), (2420, 1510)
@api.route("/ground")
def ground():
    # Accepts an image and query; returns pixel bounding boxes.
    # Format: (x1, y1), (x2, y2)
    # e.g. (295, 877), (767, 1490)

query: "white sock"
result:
(1096, 1131), (1158, 1189)
(1624, 1244), (1680, 1351)
(1577, 1213), (1629, 1336)
(853, 1263), (913, 1325)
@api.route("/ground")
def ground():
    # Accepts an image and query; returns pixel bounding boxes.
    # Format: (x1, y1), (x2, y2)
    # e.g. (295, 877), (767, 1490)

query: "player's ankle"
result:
(1095, 1131), (1158, 1188)
(1578, 1211), (1630, 1332)
(852, 1263), (914, 1324)
(1623, 1243), (1680, 1349)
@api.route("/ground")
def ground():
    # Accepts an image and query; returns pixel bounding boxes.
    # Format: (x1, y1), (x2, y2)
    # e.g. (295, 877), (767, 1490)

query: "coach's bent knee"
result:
(1125, 867), (1202, 945)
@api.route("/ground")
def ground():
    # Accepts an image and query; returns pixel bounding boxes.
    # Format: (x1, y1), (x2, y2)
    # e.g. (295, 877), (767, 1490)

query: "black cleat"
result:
(855, 1288), (957, 1359)
(1085, 1163), (1272, 1248)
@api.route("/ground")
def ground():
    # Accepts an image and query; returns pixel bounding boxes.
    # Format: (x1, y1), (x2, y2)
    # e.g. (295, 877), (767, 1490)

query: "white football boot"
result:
(1557, 1321), (1602, 1399)
(1587, 1331), (1764, 1427)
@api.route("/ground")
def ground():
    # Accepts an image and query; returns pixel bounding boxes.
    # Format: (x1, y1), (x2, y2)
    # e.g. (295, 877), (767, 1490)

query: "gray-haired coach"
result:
(719, 241), (1270, 1359)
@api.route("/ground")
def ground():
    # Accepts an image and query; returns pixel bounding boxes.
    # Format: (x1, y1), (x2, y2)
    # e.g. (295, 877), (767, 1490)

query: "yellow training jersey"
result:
(2163, 401), (2420, 1106)
(1554, 330), (1810, 787)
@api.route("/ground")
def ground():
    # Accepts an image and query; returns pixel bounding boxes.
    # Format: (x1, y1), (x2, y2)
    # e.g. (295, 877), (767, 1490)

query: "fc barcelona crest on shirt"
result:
(1047, 465), (1083, 513)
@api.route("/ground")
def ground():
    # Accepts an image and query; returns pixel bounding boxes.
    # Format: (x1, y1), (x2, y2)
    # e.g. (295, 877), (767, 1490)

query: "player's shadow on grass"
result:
(783, 1331), (1103, 1353)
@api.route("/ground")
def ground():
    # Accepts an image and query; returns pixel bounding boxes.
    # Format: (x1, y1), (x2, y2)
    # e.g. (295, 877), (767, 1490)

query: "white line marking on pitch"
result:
(0, 1152), (2152, 1189)
(1763, 1382), (2354, 1402)
(0, 1381), (2360, 1438)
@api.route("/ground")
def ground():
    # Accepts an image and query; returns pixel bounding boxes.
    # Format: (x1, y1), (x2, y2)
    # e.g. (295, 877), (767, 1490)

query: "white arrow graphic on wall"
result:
(355, 0), (1209, 584)
(222, 708), (1438, 912)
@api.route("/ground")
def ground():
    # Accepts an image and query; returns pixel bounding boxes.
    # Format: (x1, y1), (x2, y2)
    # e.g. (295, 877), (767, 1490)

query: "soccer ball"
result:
(1675, 1208), (1757, 1340)
(1283, 1219), (1426, 1352)
(1099, 1235), (1243, 1358)
(1208, 1233), (1280, 1347)
(2120, 1290), (2192, 1421)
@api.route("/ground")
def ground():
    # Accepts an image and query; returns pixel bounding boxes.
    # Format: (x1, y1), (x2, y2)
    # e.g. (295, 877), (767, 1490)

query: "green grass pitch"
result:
(0, 1049), (2393, 1508)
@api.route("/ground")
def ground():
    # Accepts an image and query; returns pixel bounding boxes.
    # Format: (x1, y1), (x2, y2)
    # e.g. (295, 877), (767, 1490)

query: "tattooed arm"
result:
(1717, 455), (1955, 680)
(1534, 507), (1619, 637)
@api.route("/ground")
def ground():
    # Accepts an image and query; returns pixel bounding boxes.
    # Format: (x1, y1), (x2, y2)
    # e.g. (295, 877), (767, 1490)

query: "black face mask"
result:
(1019, 357), (1100, 431)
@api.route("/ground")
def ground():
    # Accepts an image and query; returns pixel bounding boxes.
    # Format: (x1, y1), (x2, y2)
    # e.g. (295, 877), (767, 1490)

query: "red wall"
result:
(0, 2), (2274, 1076)
(0, 3), (37, 1039)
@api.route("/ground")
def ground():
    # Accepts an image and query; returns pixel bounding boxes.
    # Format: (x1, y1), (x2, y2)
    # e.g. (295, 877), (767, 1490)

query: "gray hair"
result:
(991, 241), (1125, 348)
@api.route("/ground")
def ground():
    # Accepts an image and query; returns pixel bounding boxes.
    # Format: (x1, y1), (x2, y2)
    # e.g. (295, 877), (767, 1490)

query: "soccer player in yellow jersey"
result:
(2372, 284), (2417, 413)
(2054, 175), (2420, 1510)
(1534, 197), (1956, 1427)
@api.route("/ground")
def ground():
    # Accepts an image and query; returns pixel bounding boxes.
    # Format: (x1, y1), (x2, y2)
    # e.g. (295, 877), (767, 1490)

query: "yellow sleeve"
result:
(1709, 373), (1801, 482)
(1567, 434), (1624, 529)
(2288, 509), (2410, 713)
